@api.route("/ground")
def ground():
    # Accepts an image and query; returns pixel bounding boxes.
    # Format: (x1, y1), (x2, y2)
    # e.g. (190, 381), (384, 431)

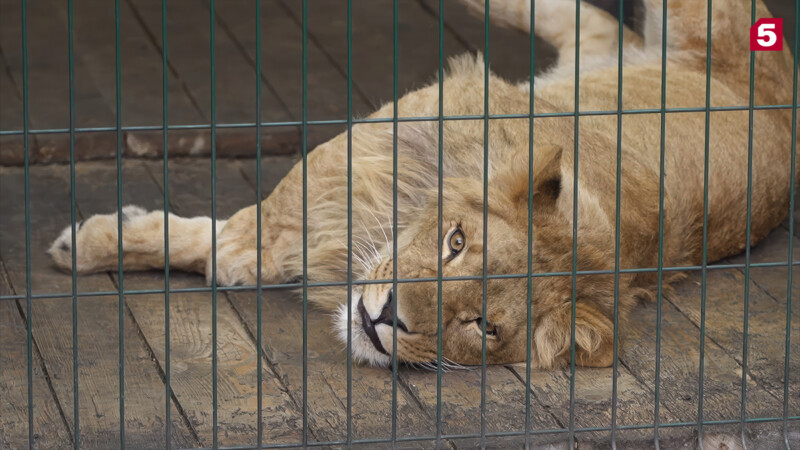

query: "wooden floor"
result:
(0, 0), (559, 165)
(0, 158), (798, 449)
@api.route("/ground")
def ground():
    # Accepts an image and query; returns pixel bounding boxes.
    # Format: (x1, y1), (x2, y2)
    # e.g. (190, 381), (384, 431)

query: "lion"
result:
(49, 0), (798, 369)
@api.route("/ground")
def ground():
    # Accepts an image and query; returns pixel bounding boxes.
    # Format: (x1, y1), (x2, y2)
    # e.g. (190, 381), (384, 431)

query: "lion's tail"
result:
(48, 205), (225, 277)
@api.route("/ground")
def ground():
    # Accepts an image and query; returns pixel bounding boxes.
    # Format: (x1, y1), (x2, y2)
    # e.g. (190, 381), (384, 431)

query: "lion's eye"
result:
(448, 229), (465, 255)
(475, 317), (497, 337)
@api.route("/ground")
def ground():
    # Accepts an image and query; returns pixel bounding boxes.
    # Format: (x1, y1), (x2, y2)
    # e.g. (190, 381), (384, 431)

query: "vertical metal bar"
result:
(161, 0), (172, 445)
(610, 0), (625, 447)
(783, 1), (799, 446)
(301, 0), (309, 446)
(698, 0), (714, 445)
(435, 0), (444, 448)
(568, 0), (581, 446)
(654, 0), (669, 447)
(113, 0), (126, 445)
(255, 0), (264, 446)
(66, 0), (81, 444)
(525, 0), (536, 448)
(346, 0), (354, 446)
(741, 1), (757, 446)
(21, 0), (33, 446)
(481, 0), (490, 447)
(209, 0), (219, 446)
(391, 0), (399, 447)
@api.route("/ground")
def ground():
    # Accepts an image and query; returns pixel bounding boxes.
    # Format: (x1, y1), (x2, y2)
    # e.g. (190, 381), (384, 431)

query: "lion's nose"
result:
(374, 289), (407, 332)
(358, 289), (409, 356)
(360, 288), (408, 332)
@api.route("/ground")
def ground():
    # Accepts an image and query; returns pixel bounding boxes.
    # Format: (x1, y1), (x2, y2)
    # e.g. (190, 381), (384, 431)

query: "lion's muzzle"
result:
(357, 289), (407, 355)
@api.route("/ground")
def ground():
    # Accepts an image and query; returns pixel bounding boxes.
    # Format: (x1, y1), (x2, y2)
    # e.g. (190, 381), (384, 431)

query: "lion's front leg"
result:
(207, 204), (274, 286)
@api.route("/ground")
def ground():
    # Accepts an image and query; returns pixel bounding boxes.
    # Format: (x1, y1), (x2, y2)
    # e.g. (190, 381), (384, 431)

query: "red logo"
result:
(750, 18), (783, 51)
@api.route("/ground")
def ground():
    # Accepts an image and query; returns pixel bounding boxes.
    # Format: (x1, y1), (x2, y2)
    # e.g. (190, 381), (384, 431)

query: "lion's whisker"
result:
(365, 207), (392, 255)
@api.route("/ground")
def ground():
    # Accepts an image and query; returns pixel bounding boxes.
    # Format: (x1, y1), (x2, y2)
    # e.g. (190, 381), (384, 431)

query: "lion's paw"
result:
(48, 205), (147, 274)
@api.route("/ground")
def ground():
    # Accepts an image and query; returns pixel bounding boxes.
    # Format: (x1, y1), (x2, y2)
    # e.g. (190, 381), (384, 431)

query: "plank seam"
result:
(107, 272), (204, 446)
(414, 0), (474, 53)
(663, 295), (785, 406)
(140, 158), (315, 444)
(122, 0), (208, 123)
(272, 0), (376, 111)
(67, 169), (202, 446)
(206, 1), (295, 122)
(394, 373), (460, 449)
(0, 250), (74, 446)
(11, 298), (75, 446)
(503, 365), (567, 430)
(223, 292), (317, 437)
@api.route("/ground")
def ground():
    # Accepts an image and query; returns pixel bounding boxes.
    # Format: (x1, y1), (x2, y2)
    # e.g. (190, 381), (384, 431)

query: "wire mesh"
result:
(4, 0), (800, 448)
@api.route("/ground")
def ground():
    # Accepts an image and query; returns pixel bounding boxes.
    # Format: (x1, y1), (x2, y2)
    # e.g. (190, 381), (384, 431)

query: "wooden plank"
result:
(126, 0), (299, 158)
(0, 260), (72, 448)
(68, 159), (305, 447)
(727, 227), (800, 319)
(44, 0), (219, 161)
(0, 165), (197, 449)
(0, 47), (30, 165)
(0, 0), (117, 162)
(669, 268), (798, 447)
(419, 0), (558, 83)
(396, 365), (563, 447)
(715, 227), (800, 442)
(280, 0), (465, 115)
(212, 0), (371, 122)
(212, 0), (373, 148)
(506, 337), (689, 446)
(619, 274), (789, 446)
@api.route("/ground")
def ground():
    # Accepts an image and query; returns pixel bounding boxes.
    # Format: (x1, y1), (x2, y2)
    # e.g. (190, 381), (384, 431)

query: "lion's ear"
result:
(499, 145), (563, 212)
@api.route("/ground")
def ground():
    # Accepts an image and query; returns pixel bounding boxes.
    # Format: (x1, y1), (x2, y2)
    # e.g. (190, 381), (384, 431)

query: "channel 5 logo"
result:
(750, 18), (783, 51)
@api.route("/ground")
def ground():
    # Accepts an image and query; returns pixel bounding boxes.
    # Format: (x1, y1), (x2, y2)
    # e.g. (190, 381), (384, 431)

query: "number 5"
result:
(757, 22), (777, 47)
(750, 18), (783, 51)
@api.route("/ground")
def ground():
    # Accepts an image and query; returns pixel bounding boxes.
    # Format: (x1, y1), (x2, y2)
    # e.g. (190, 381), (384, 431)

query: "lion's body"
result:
(51, 0), (798, 368)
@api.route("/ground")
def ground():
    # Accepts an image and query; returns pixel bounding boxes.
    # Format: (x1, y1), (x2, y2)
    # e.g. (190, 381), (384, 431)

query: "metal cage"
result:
(0, 0), (798, 448)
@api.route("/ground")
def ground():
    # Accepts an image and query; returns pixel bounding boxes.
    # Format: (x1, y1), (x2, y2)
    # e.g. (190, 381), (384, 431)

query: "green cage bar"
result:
(66, 0), (81, 444)
(569, 0), (581, 446)
(161, 0), (173, 445)
(784, 1), (799, 444)
(255, 0), (264, 446)
(611, 0), (626, 446)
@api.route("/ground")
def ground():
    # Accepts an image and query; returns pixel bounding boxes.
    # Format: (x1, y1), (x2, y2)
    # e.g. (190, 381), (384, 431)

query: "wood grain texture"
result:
(0, 45), (28, 164)
(0, 0), (118, 161)
(0, 164), (197, 449)
(280, 0), (472, 115)
(0, 262), (72, 448)
(67, 159), (305, 448)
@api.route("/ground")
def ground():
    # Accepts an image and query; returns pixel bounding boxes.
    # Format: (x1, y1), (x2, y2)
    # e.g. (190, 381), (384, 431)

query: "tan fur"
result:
(50, 0), (798, 368)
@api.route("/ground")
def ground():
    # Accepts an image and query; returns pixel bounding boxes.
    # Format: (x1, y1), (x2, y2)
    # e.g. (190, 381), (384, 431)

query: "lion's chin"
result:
(334, 301), (392, 367)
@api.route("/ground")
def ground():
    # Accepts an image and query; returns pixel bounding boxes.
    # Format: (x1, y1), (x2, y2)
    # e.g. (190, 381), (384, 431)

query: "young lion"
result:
(50, 0), (797, 369)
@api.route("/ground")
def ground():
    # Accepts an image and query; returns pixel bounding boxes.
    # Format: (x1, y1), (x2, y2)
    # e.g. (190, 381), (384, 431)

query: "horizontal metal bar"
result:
(0, 104), (797, 137)
(2, 259), (797, 302)
(176, 415), (800, 450)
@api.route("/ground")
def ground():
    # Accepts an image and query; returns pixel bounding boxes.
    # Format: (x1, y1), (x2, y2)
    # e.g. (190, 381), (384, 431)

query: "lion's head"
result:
(337, 145), (632, 369)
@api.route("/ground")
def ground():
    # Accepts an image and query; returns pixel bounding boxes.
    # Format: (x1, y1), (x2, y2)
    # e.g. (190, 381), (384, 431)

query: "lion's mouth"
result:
(357, 296), (408, 356)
